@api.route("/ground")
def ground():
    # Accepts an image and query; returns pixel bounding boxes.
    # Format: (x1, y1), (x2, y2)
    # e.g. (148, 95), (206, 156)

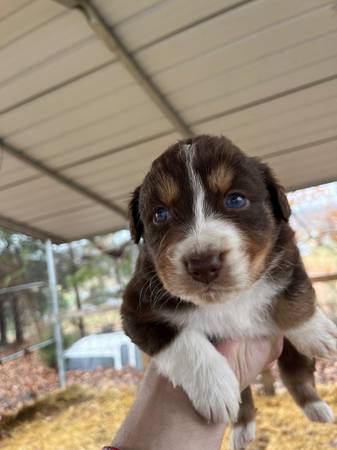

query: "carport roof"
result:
(0, 0), (337, 243)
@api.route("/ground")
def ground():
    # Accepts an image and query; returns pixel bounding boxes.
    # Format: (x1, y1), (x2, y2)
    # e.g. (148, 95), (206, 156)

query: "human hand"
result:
(110, 336), (283, 450)
(216, 335), (283, 389)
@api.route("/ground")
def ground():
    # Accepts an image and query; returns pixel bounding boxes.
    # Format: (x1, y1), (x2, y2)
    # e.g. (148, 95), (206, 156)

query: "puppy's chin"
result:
(161, 277), (243, 306)
(182, 288), (243, 306)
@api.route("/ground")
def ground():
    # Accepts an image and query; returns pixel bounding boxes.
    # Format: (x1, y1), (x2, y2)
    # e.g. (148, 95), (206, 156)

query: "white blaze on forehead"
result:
(181, 143), (206, 232)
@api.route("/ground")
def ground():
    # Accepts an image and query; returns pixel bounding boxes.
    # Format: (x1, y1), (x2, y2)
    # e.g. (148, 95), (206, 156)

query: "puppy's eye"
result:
(153, 206), (171, 224)
(224, 192), (248, 209)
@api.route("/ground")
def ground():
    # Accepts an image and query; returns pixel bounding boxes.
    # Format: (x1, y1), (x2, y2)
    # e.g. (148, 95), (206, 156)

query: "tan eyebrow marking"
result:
(156, 172), (179, 205)
(207, 165), (233, 193)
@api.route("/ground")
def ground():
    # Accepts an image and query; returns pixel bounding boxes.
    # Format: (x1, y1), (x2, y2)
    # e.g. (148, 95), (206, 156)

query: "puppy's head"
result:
(129, 135), (290, 305)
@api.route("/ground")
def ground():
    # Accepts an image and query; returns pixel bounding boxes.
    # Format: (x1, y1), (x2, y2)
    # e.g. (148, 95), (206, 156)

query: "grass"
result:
(0, 384), (336, 449)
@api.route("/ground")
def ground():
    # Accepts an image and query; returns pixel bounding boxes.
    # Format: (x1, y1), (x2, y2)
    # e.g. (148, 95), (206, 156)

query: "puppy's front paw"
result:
(189, 355), (240, 424)
(286, 309), (337, 359)
(154, 330), (240, 424)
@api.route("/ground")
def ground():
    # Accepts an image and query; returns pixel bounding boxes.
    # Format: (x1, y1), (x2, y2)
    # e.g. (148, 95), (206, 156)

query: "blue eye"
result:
(153, 207), (171, 224)
(224, 193), (248, 209)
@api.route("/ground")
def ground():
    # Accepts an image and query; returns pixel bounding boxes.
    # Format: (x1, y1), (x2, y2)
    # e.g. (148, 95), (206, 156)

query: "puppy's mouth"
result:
(162, 275), (240, 305)
(190, 282), (239, 302)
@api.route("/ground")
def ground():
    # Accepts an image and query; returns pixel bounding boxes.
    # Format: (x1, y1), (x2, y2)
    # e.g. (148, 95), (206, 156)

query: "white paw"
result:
(230, 421), (256, 450)
(190, 355), (241, 423)
(303, 401), (335, 423)
(286, 309), (337, 359)
(155, 329), (241, 424)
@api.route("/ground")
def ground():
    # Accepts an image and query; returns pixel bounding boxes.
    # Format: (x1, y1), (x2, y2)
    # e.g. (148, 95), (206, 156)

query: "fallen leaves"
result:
(0, 384), (336, 450)
(0, 353), (142, 417)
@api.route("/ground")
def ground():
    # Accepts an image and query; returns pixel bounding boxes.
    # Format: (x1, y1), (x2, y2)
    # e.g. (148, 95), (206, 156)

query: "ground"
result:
(0, 384), (336, 450)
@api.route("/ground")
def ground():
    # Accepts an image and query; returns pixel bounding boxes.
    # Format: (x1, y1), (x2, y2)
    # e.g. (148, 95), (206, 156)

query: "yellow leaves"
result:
(222, 385), (337, 450)
(0, 384), (336, 450)
(0, 384), (135, 450)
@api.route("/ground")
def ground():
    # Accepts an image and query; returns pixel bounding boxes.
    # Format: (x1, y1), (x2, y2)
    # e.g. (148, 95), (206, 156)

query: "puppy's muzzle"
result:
(184, 252), (223, 284)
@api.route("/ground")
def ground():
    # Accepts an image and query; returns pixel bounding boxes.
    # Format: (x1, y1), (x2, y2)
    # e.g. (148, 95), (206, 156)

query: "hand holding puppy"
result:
(111, 336), (283, 450)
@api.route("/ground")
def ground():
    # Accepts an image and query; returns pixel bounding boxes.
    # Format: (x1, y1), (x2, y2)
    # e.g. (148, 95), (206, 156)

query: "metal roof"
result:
(0, 0), (336, 243)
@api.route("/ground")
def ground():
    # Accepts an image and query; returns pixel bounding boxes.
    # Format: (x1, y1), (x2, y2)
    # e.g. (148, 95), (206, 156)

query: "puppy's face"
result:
(130, 135), (290, 305)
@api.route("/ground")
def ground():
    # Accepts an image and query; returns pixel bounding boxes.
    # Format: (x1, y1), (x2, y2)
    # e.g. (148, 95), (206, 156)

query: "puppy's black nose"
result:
(185, 253), (222, 284)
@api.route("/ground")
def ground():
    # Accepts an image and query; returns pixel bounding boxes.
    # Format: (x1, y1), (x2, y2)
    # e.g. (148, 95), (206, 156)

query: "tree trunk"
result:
(26, 292), (43, 339)
(0, 299), (8, 345)
(69, 246), (85, 337)
(73, 282), (85, 337)
(12, 295), (24, 343)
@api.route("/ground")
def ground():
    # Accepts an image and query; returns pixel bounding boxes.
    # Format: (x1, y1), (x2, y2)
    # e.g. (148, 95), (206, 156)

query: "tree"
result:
(0, 230), (47, 345)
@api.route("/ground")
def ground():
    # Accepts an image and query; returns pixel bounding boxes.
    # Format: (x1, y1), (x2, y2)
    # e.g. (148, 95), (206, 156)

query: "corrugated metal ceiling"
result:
(0, 0), (336, 242)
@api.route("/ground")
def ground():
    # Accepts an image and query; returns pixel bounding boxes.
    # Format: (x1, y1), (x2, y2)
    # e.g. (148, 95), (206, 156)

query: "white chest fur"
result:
(165, 277), (280, 339)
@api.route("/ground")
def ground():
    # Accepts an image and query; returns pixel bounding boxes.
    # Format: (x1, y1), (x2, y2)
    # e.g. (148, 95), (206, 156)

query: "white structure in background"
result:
(64, 331), (141, 371)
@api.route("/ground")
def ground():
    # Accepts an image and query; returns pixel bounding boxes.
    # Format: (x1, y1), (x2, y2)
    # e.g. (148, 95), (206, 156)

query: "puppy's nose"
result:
(185, 253), (222, 284)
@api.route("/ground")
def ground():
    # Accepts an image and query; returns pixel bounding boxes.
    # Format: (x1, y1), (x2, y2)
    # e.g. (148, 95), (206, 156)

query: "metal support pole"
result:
(46, 239), (66, 388)
(130, 243), (139, 273)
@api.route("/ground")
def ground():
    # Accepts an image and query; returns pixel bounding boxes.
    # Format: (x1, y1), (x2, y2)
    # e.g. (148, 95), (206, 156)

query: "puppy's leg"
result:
(278, 339), (334, 423)
(285, 307), (337, 359)
(155, 328), (240, 424)
(230, 386), (256, 450)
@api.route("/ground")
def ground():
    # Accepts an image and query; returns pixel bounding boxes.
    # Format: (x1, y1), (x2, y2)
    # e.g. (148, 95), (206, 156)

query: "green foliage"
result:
(66, 263), (106, 288)
(0, 227), (134, 347)
(0, 230), (46, 287)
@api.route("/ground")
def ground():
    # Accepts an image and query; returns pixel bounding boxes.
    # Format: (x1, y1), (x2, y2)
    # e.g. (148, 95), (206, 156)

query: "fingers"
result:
(215, 336), (284, 390)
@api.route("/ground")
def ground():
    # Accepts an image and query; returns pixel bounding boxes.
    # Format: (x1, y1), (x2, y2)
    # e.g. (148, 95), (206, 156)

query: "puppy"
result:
(122, 135), (337, 450)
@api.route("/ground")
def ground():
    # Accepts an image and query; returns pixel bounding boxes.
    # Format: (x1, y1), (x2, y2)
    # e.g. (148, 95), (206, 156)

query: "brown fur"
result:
(278, 339), (321, 408)
(235, 386), (256, 426)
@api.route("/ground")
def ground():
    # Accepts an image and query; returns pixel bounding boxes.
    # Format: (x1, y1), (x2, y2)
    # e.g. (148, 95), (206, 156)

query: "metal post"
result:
(130, 243), (138, 272)
(46, 239), (66, 388)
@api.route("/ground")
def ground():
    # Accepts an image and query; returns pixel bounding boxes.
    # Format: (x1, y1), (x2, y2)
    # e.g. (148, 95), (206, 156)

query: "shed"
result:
(64, 331), (141, 371)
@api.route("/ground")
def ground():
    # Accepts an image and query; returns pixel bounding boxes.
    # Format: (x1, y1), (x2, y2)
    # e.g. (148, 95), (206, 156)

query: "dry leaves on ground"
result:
(0, 353), (142, 417)
(0, 384), (336, 450)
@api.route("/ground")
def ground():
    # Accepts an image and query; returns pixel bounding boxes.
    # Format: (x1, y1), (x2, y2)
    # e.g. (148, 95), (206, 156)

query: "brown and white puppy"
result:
(122, 135), (337, 450)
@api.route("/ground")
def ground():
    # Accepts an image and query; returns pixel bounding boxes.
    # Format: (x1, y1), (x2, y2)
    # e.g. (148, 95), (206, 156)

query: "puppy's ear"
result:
(260, 163), (291, 222)
(129, 186), (144, 243)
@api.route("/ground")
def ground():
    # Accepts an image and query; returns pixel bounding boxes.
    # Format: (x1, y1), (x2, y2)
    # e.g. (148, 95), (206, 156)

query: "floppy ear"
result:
(129, 186), (144, 243)
(260, 163), (291, 222)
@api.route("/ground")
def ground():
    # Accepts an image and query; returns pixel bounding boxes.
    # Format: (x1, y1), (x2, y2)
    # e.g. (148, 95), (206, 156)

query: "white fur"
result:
(165, 276), (281, 340)
(303, 401), (335, 423)
(183, 143), (206, 232)
(286, 308), (337, 359)
(155, 328), (240, 423)
(230, 421), (256, 450)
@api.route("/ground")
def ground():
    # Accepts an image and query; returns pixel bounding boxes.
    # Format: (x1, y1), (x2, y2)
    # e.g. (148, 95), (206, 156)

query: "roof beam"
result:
(194, 73), (337, 126)
(0, 138), (128, 220)
(262, 134), (337, 160)
(53, 0), (193, 138)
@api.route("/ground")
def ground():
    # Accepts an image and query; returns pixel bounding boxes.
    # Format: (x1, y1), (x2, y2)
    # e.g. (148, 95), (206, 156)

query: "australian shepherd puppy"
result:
(122, 135), (337, 450)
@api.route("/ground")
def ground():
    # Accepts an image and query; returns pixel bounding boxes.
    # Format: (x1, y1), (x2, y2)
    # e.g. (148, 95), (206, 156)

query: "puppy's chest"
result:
(165, 281), (278, 339)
